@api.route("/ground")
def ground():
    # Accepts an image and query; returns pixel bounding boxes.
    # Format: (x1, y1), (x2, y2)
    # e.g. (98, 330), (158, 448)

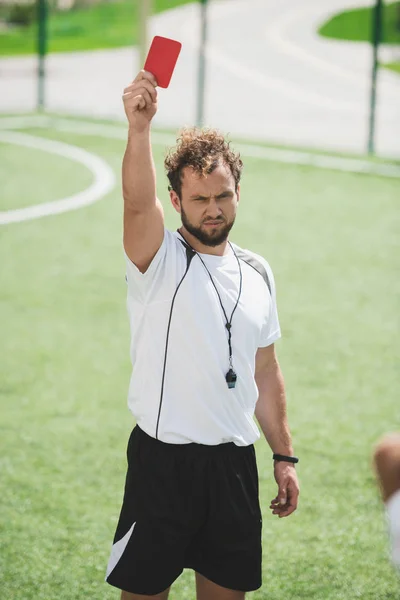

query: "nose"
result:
(205, 198), (223, 220)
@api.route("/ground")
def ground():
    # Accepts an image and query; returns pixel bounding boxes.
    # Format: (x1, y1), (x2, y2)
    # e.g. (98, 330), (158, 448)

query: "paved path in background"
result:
(1, 0), (399, 156)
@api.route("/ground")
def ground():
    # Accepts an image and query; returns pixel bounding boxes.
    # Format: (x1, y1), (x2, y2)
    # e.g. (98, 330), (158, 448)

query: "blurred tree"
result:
(6, 1), (36, 26)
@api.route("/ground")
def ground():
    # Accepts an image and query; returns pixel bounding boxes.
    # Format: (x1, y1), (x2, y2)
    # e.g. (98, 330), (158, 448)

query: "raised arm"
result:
(122, 70), (164, 274)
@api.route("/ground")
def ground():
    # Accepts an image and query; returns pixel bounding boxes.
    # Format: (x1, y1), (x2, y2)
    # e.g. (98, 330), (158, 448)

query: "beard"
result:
(180, 203), (235, 247)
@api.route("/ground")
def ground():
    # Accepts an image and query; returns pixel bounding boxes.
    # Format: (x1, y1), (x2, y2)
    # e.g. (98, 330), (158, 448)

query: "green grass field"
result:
(1, 115), (399, 600)
(0, 0), (192, 56)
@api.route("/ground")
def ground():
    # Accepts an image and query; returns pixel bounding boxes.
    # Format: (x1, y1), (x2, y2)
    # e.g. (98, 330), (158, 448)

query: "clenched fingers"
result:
(132, 69), (158, 88)
(123, 87), (153, 108)
(123, 79), (157, 104)
(270, 484), (299, 518)
(125, 94), (145, 111)
(269, 497), (295, 518)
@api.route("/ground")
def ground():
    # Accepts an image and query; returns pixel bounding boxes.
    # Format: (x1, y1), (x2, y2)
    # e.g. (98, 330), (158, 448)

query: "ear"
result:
(170, 190), (181, 213)
(236, 184), (240, 204)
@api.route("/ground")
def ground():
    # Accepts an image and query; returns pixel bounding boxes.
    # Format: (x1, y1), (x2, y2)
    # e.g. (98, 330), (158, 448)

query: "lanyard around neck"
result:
(177, 230), (243, 387)
(195, 250), (242, 369)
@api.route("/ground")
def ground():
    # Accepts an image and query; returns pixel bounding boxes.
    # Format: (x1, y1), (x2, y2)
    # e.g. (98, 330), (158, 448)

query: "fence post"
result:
(196, 0), (208, 127)
(37, 0), (47, 111)
(367, 0), (383, 155)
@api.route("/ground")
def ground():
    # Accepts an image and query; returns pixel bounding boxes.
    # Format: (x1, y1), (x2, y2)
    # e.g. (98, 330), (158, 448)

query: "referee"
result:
(105, 70), (300, 600)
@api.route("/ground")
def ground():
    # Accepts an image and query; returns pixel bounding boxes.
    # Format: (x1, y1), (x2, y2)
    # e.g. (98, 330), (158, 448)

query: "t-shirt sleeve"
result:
(124, 228), (171, 302)
(258, 259), (281, 347)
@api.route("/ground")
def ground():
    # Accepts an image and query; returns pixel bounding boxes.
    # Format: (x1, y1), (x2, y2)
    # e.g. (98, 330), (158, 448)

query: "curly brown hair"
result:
(164, 127), (243, 198)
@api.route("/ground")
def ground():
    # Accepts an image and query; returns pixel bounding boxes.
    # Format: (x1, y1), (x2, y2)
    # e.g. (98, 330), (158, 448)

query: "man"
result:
(105, 70), (300, 600)
(373, 433), (400, 569)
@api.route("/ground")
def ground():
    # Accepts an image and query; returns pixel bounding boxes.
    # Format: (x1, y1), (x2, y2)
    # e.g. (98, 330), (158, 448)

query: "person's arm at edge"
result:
(254, 343), (300, 518)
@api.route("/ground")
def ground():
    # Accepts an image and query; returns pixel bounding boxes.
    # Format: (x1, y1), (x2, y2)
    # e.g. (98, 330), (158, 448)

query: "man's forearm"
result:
(123, 126), (157, 211)
(254, 361), (294, 455)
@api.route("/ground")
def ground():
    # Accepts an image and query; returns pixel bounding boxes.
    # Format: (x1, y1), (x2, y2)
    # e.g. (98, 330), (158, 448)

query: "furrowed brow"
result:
(216, 191), (234, 198)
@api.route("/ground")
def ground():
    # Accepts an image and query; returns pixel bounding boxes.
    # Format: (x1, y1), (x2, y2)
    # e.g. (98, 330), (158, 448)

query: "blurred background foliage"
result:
(0, 0), (192, 54)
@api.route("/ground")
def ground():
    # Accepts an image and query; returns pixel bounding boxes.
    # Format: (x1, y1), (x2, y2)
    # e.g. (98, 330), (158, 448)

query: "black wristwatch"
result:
(273, 453), (299, 464)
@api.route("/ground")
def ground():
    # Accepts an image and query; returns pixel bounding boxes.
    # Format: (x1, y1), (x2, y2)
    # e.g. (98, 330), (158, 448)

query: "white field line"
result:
(264, 1), (399, 110)
(238, 143), (400, 178)
(265, 1), (367, 85)
(1, 116), (400, 183)
(178, 0), (360, 113)
(0, 129), (116, 225)
(203, 42), (358, 113)
(0, 115), (51, 130)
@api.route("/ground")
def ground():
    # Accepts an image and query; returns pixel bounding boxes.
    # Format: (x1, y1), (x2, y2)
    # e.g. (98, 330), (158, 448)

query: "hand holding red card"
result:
(144, 36), (182, 88)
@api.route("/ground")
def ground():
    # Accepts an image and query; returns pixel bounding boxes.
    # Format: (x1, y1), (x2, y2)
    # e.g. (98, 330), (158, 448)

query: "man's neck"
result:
(177, 227), (230, 256)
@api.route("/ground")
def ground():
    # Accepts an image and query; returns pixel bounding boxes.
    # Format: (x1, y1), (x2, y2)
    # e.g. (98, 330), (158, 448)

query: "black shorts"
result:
(105, 425), (262, 595)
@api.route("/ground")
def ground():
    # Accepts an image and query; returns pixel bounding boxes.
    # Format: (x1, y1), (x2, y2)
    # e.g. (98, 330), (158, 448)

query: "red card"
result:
(144, 36), (182, 88)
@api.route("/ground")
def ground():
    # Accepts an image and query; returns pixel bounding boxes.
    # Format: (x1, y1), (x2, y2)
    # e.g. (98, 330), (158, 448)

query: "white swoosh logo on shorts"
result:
(105, 521), (136, 579)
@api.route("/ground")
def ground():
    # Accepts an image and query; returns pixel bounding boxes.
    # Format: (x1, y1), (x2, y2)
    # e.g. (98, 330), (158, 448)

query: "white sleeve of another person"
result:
(386, 489), (400, 569)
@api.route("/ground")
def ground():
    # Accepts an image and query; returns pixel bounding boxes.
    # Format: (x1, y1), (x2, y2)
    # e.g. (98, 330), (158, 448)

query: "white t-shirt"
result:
(124, 228), (281, 446)
(386, 489), (400, 568)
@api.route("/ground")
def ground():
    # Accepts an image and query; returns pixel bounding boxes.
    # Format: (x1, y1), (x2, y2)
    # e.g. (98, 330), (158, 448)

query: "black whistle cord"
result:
(195, 248), (242, 369)
(177, 230), (243, 369)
